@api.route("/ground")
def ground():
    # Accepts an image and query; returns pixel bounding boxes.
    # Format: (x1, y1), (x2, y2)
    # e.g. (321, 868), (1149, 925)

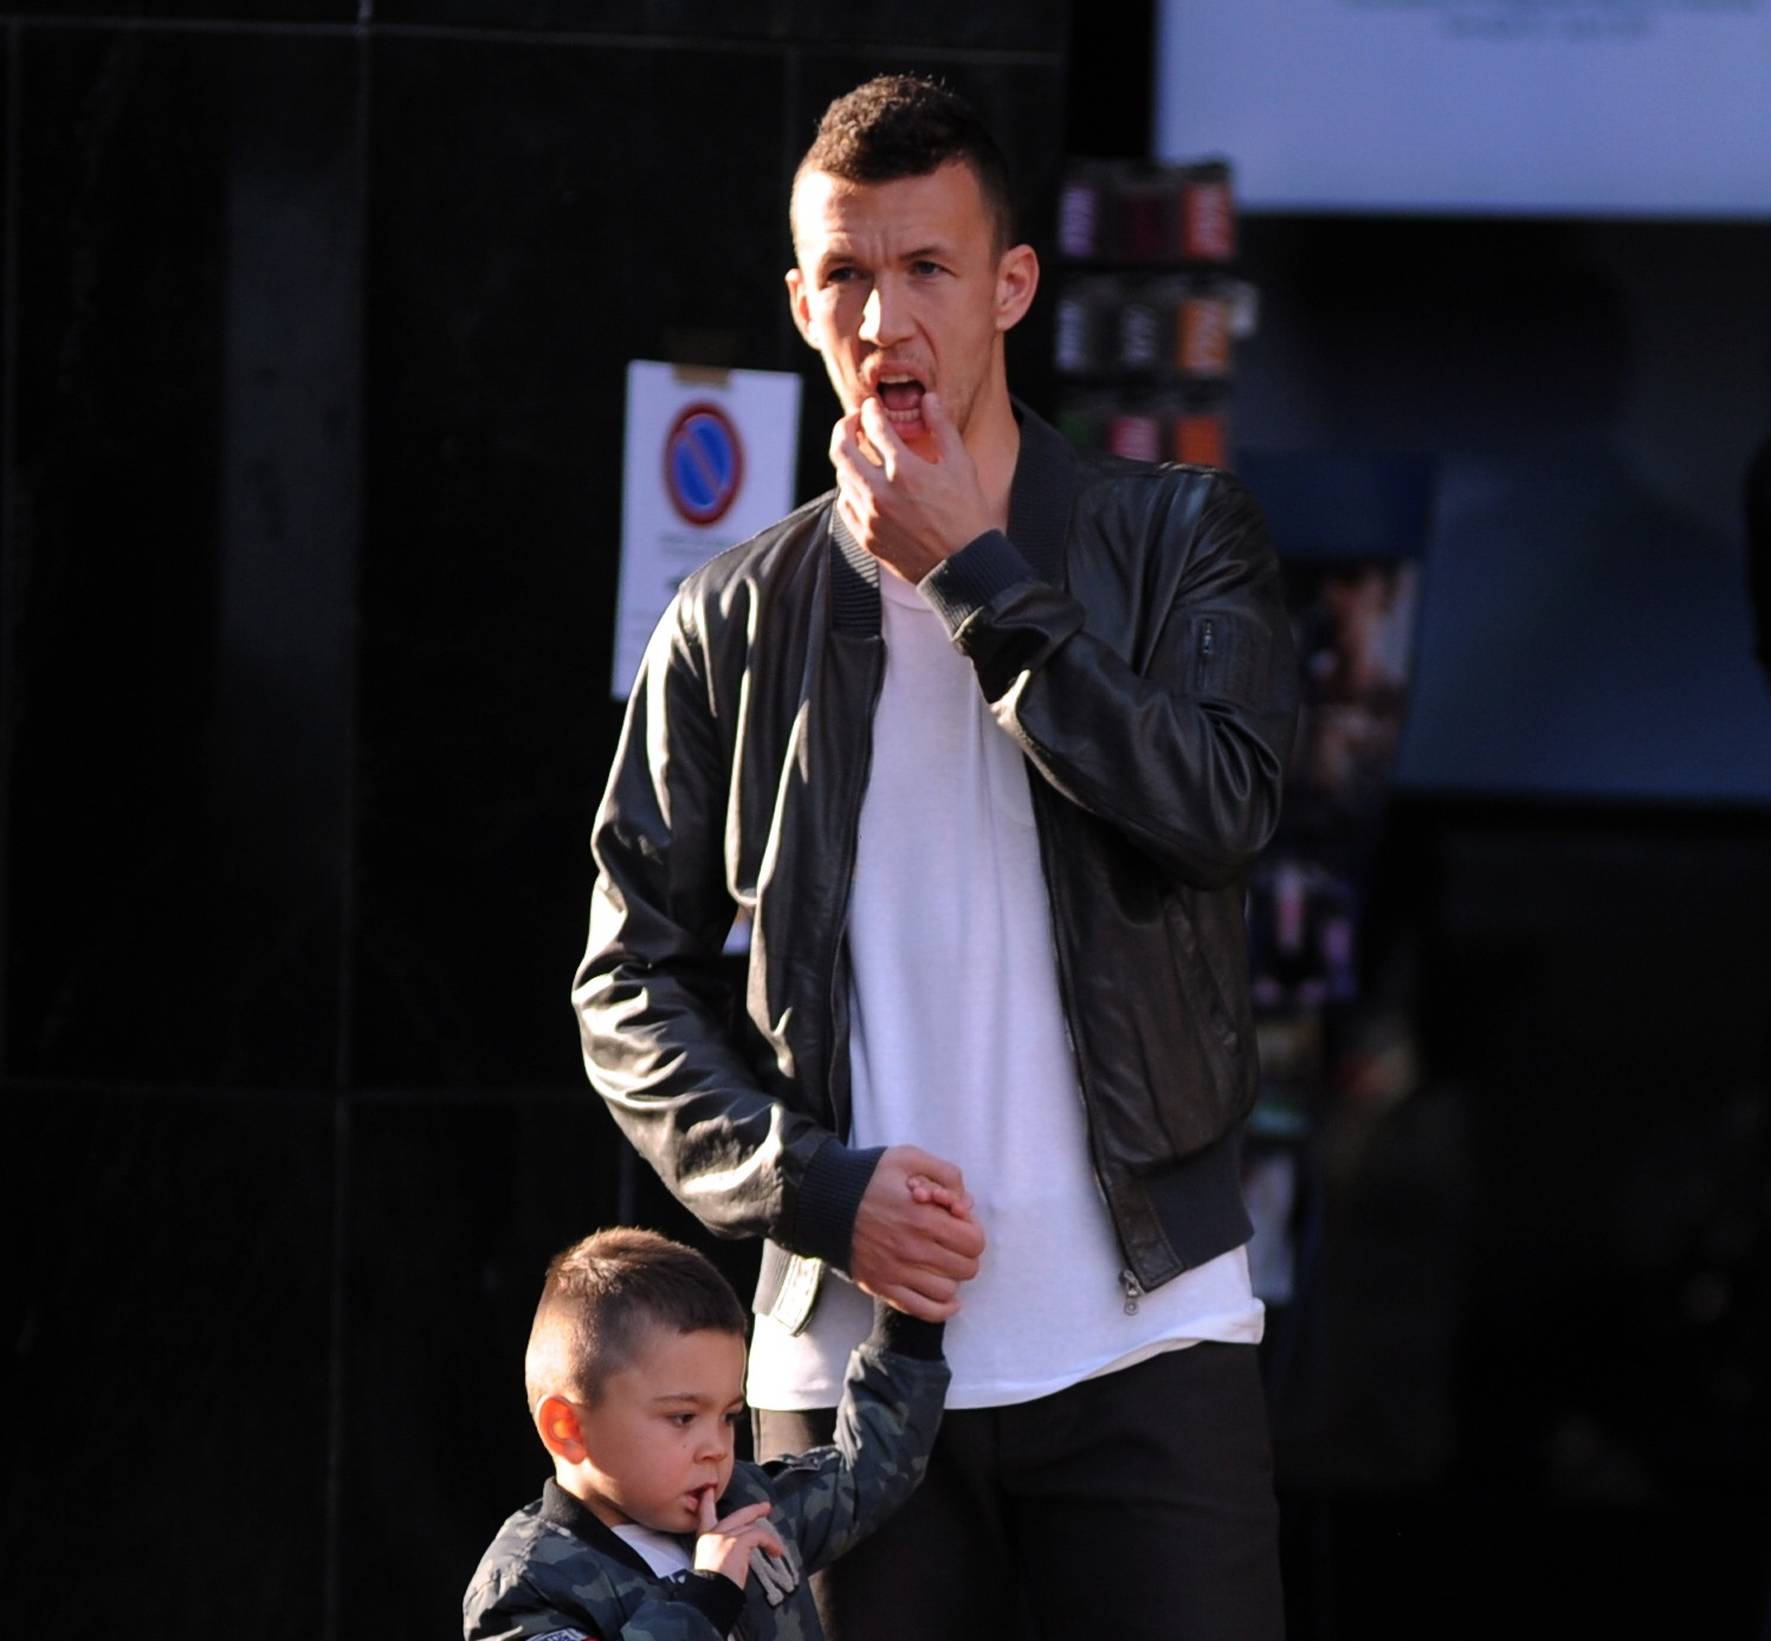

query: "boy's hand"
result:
(907, 1173), (975, 1220)
(691, 1488), (784, 1590)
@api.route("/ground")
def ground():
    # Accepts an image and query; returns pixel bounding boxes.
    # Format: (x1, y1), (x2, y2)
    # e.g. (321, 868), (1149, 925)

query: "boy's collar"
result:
(539, 1478), (659, 1577)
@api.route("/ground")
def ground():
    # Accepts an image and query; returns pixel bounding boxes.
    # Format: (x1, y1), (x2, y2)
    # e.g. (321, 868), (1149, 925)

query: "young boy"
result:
(463, 1226), (951, 1641)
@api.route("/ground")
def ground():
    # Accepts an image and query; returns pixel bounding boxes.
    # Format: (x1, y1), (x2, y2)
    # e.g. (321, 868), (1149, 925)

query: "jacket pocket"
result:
(753, 1238), (826, 1336)
(1186, 607), (1280, 708)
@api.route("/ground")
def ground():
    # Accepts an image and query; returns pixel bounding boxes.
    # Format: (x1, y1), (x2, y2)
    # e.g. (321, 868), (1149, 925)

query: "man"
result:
(575, 75), (1297, 1640)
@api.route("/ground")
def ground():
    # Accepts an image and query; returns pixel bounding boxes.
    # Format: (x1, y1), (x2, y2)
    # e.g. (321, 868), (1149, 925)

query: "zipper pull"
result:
(1200, 618), (1215, 661)
(1119, 1268), (1141, 1316)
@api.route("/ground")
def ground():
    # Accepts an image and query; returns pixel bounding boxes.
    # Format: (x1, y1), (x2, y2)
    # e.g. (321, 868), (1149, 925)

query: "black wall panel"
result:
(2, 1088), (336, 1641)
(349, 37), (794, 1091)
(0, 24), (12, 1077)
(3, 27), (360, 1089)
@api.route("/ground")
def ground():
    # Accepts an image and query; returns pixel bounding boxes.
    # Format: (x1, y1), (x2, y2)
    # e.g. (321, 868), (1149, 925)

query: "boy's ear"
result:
(535, 1394), (589, 1465)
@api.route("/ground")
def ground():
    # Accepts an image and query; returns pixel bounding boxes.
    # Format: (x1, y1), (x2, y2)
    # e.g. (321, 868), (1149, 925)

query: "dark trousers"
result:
(754, 1341), (1284, 1641)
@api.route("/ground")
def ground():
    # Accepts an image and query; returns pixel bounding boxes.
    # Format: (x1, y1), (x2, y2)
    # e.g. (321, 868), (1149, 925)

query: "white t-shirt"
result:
(611, 1522), (694, 1578)
(747, 563), (1262, 1412)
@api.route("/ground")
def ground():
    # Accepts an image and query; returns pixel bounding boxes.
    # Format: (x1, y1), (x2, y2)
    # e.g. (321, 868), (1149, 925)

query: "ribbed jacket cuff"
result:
(791, 1138), (885, 1271)
(919, 530), (1036, 638)
(676, 1569), (745, 1631)
(867, 1300), (947, 1361)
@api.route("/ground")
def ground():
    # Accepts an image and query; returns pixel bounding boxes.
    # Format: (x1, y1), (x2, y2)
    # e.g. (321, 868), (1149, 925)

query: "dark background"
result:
(2, 4), (1767, 1638)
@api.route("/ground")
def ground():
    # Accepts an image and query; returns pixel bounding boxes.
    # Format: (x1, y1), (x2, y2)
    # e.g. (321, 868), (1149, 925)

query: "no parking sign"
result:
(664, 402), (745, 527)
(614, 361), (801, 698)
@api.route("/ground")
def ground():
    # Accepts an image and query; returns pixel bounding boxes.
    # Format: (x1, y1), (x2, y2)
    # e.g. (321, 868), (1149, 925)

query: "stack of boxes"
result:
(1053, 160), (1253, 470)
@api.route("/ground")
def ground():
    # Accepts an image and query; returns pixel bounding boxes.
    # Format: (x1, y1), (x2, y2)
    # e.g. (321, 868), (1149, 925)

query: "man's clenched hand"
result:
(831, 390), (995, 583)
(849, 1144), (986, 1320)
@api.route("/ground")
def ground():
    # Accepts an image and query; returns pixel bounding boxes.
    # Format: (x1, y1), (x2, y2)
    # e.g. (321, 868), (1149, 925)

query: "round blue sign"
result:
(664, 402), (745, 527)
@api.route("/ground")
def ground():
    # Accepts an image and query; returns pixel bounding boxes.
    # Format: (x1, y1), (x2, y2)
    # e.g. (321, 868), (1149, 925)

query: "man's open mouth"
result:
(875, 374), (927, 426)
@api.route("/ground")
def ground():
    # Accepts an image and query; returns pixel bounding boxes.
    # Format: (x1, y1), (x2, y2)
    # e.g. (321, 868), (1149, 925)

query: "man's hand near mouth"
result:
(830, 388), (999, 583)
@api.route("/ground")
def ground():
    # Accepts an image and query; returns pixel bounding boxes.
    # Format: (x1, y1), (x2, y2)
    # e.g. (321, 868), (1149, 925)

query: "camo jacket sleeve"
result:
(757, 1306), (949, 1575)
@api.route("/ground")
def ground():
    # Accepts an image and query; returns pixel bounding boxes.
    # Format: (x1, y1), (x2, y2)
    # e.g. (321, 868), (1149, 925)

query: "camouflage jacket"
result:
(463, 1310), (947, 1641)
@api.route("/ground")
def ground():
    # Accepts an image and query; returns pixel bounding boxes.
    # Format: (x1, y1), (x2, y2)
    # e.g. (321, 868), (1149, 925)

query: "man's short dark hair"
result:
(525, 1227), (747, 1409)
(796, 74), (1016, 252)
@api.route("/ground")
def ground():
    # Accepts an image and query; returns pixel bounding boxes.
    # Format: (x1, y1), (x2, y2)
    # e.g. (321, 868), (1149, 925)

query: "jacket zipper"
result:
(1028, 773), (1149, 1294)
(822, 639), (886, 1138)
(1120, 1268), (1143, 1315)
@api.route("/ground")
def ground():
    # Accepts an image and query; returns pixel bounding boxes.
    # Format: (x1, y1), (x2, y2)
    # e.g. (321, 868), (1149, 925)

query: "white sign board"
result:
(1155, 0), (1771, 218)
(613, 360), (803, 698)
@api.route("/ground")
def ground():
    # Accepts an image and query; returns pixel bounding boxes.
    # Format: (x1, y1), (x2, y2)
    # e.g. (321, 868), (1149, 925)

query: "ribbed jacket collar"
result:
(538, 1478), (656, 1577)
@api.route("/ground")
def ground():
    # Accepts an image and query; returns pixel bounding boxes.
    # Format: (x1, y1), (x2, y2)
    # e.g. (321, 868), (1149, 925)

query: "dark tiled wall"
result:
(0, 8), (1066, 1639)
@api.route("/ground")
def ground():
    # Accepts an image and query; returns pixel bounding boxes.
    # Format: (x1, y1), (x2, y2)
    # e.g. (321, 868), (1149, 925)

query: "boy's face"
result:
(571, 1325), (747, 1533)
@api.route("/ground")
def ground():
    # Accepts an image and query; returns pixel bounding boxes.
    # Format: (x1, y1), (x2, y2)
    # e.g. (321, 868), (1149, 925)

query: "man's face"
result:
(787, 161), (1015, 456)
(572, 1325), (746, 1532)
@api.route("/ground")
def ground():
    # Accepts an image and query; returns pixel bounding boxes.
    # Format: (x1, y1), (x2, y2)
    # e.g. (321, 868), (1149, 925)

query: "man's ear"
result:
(993, 243), (1040, 334)
(535, 1394), (589, 1465)
(785, 267), (815, 347)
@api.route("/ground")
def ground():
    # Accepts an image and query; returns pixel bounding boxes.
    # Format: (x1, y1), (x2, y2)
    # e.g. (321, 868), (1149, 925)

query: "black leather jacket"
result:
(574, 406), (1298, 1314)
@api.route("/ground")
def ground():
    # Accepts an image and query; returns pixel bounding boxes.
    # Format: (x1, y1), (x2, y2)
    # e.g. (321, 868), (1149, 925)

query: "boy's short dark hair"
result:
(795, 74), (1016, 252)
(525, 1228), (747, 1410)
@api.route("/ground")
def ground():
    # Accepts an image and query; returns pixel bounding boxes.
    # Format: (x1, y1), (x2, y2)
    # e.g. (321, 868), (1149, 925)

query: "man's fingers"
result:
(878, 1203), (983, 1272)
(836, 480), (884, 550)
(922, 388), (962, 460)
(858, 396), (910, 477)
(830, 411), (885, 476)
(907, 1270), (961, 1306)
(920, 1205), (986, 1260)
(897, 1225), (982, 1280)
(896, 1146), (966, 1193)
(910, 1180), (974, 1220)
(875, 1282), (962, 1322)
(918, 1183), (976, 1222)
(828, 419), (872, 486)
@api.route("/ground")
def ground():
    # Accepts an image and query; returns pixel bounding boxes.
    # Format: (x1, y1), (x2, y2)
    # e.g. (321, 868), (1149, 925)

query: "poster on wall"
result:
(613, 360), (802, 699)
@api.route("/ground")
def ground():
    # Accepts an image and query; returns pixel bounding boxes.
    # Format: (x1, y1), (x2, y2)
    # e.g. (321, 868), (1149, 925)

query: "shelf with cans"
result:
(1053, 159), (1258, 471)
